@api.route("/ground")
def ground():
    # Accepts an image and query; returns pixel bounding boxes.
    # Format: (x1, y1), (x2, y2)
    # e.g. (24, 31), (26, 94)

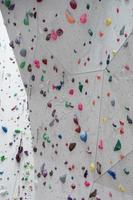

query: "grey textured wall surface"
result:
(1, 0), (133, 199)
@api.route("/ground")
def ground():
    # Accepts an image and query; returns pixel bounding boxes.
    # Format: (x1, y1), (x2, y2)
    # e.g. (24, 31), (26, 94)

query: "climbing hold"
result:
(84, 181), (91, 187)
(42, 59), (47, 65)
(78, 82), (83, 92)
(70, 0), (77, 9)
(86, 4), (90, 10)
(106, 54), (110, 65)
(67, 195), (73, 200)
(99, 31), (104, 37)
(73, 116), (79, 125)
(108, 75), (112, 82)
(107, 170), (116, 179)
(112, 50), (117, 56)
(46, 33), (51, 41)
(23, 13), (29, 25)
(105, 18), (112, 26)
(118, 184), (125, 192)
(43, 133), (50, 143)
(75, 126), (81, 133)
(4, 0), (11, 8)
(80, 131), (88, 142)
(127, 115), (133, 124)
(120, 26), (125, 36)
(69, 89), (74, 95)
(58, 134), (62, 139)
(31, 75), (35, 81)
(111, 99), (115, 107)
(56, 28), (64, 37)
(80, 13), (87, 24)
(9, 41), (14, 48)
(65, 9), (75, 24)
(114, 139), (121, 151)
(88, 29), (93, 36)
(90, 162), (95, 173)
(69, 143), (76, 151)
(60, 174), (67, 184)
(84, 170), (88, 178)
(20, 48), (27, 57)
(77, 103), (83, 111)
(19, 61), (26, 69)
(50, 31), (57, 41)
(0, 155), (6, 162)
(34, 59), (40, 68)
(15, 129), (21, 134)
(89, 189), (97, 198)
(28, 64), (32, 72)
(2, 126), (8, 133)
(96, 162), (102, 175)
(123, 168), (130, 175)
(98, 139), (104, 150)
(65, 101), (73, 108)
(41, 75), (44, 81)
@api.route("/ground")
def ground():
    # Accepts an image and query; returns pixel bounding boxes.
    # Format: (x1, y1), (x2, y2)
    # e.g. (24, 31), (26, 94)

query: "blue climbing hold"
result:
(80, 131), (88, 142)
(107, 170), (116, 180)
(2, 126), (8, 133)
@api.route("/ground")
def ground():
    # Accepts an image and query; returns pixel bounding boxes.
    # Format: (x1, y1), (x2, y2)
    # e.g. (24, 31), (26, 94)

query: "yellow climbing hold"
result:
(105, 18), (112, 26)
(90, 162), (95, 172)
(101, 117), (108, 123)
(112, 50), (117, 56)
(118, 184), (125, 192)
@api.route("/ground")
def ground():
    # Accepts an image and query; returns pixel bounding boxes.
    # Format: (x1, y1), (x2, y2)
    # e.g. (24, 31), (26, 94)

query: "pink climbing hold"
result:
(77, 103), (83, 111)
(80, 13), (87, 24)
(109, 192), (112, 197)
(69, 89), (74, 95)
(50, 31), (58, 41)
(98, 139), (104, 150)
(34, 59), (40, 69)
(84, 181), (91, 187)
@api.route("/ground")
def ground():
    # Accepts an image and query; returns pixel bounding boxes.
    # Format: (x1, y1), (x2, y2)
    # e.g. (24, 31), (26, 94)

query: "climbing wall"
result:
(1, 0), (133, 200)
(0, 11), (34, 200)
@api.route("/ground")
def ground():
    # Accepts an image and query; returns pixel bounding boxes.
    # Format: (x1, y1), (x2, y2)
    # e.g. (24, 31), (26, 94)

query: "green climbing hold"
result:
(41, 75), (44, 81)
(108, 75), (112, 82)
(4, 0), (11, 8)
(123, 168), (130, 175)
(114, 139), (121, 151)
(0, 155), (6, 162)
(86, 4), (90, 10)
(15, 129), (21, 134)
(20, 61), (26, 69)
(79, 82), (83, 92)
(43, 133), (51, 143)
(65, 101), (73, 108)
(49, 184), (52, 189)
(23, 13), (29, 25)
(88, 29), (93, 36)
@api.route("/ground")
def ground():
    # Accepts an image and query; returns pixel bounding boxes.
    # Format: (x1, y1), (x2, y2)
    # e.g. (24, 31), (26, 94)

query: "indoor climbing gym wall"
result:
(1, 0), (133, 200)
(0, 10), (34, 200)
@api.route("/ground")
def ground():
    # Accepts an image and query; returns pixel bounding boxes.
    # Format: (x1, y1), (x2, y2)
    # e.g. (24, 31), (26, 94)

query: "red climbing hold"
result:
(70, 0), (77, 9)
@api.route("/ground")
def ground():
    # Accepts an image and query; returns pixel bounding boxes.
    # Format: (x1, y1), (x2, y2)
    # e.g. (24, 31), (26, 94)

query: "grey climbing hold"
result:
(119, 26), (125, 36)
(111, 99), (115, 107)
(60, 174), (67, 184)
(20, 48), (27, 57)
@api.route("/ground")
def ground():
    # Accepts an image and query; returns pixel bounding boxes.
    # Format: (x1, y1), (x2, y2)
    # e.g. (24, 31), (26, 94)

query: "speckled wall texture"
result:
(1, 0), (133, 200)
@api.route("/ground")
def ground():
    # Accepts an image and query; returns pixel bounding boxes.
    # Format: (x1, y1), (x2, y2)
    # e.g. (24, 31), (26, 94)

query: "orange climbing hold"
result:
(65, 9), (76, 24)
